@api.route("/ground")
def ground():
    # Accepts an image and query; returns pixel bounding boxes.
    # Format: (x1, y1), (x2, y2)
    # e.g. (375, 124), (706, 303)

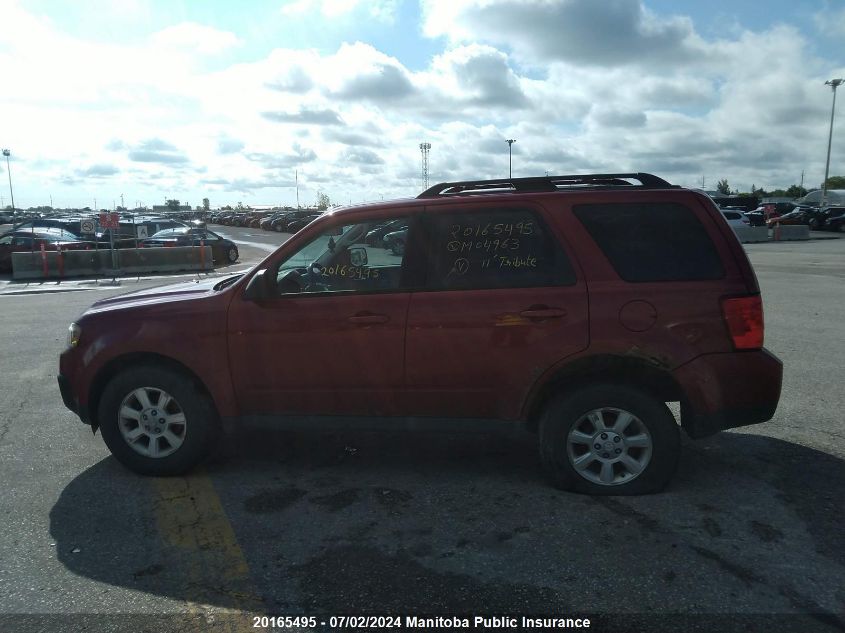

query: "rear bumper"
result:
(673, 348), (783, 439)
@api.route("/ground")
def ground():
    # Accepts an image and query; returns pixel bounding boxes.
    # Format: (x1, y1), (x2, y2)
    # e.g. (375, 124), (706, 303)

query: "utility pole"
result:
(821, 78), (843, 208)
(295, 169), (300, 209)
(506, 139), (516, 178)
(419, 142), (431, 190)
(2, 149), (15, 222)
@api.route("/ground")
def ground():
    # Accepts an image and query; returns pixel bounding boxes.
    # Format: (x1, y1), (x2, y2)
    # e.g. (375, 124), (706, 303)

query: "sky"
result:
(1, 0), (844, 210)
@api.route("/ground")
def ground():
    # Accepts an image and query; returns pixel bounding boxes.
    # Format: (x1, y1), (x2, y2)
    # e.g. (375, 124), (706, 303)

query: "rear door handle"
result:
(520, 307), (567, 319)
(347, 313), (390, 325)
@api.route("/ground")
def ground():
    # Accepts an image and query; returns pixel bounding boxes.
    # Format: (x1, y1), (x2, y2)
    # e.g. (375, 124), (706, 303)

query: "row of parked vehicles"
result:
(0, 214), (239, 272)
(208, 209), (324, 233)
(720, 203), (845, 232)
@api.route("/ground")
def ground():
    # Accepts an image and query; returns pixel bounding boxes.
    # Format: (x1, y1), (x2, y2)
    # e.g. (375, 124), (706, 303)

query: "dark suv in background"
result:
(59, 173), (782, 495)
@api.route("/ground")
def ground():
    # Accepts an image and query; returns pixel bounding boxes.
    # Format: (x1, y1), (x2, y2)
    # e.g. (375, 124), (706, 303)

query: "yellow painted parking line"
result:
(152, 469), (263, 630)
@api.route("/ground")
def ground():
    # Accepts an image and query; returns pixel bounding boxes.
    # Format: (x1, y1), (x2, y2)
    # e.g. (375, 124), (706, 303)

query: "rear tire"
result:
(539, 384), (680, 495)
(98, 365), (220, 476)
(227, 246), (239, 263)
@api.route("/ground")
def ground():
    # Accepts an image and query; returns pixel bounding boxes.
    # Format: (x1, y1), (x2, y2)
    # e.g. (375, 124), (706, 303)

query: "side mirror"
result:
(243, 268), (273, 301)
(349, 246), (368, 267)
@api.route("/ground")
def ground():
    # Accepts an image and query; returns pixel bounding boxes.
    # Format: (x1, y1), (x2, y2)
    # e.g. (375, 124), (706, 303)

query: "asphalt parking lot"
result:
(0, 227), (843, 632)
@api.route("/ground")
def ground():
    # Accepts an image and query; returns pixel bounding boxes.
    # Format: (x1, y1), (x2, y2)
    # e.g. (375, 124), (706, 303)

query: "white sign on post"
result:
(80, 220), (95, 234)
(136, 225), (149, 239)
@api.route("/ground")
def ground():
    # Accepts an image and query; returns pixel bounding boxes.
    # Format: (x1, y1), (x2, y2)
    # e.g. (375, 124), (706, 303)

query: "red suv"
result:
(58, 173), (782, 494)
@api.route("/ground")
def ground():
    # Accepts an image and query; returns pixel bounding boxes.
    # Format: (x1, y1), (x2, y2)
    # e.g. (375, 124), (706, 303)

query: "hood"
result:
(84, 276), (234, 314)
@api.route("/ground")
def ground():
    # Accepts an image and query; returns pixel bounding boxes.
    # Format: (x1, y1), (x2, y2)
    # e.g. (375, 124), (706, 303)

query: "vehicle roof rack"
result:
(417, 172), (676, 198)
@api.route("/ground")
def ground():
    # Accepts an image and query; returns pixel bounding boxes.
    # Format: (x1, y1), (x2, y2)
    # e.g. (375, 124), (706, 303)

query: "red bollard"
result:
(40, 242), (49, 277)
(774, 222), (781, 241)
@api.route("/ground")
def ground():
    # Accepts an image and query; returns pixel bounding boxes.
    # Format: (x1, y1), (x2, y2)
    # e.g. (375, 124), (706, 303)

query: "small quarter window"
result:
(425, 208), (575, 290)
(574, 202), (724, 282)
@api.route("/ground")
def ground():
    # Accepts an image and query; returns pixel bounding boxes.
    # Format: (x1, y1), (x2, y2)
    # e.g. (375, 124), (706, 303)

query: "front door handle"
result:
(347, 312), (390, 325)
(520, 307), (567, 319)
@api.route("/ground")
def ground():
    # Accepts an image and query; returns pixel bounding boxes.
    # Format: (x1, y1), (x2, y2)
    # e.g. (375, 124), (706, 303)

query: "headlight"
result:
(67, 323), (81, 348)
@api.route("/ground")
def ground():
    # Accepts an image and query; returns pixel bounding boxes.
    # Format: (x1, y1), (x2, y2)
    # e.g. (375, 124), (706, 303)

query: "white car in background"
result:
(721, 208), (751, 228)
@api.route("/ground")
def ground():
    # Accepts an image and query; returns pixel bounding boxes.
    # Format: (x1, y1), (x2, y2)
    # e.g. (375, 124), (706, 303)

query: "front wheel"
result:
(98, 365), (220, 476)
(539, 384), (680, 495)
(227, 246), (239, 263)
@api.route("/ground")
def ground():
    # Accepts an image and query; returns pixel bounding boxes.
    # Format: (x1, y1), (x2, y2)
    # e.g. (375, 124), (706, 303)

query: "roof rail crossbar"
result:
(417, 172), (674, 198)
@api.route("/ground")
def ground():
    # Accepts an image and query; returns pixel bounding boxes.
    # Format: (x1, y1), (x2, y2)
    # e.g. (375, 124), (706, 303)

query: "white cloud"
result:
(814, 6), (845, 37)
(280, 0), (398, 21)
(149, 23), (242, 55)
(1, 0), (843, 208)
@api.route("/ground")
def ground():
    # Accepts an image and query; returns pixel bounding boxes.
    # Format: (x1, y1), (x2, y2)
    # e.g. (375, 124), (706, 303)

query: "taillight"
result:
(721, 295), (764, 350)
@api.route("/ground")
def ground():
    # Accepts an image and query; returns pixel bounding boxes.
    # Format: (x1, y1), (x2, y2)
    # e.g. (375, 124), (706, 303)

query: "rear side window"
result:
(723, 211), (741, 220)
(573, 202), (724, 282)
(424, 208), (575, 290)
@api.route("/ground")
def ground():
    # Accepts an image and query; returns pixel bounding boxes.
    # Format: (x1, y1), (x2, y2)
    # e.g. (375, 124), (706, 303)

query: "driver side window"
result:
(274, 215), (411, 296)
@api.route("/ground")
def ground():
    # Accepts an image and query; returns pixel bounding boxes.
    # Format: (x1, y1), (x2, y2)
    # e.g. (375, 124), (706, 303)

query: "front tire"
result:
(539, 384), (680, 495)
(98, 365), (220, 476)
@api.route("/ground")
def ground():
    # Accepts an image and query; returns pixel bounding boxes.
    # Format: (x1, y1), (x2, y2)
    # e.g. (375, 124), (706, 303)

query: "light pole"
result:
(2, 149), (14, 222)
(821, 78), (843, 208)
(506, 139), (516, 178)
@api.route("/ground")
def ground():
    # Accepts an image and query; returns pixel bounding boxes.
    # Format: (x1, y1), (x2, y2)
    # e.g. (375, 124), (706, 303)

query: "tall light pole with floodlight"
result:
(506, 139), (516, 178)
(2, 149), (14, 222)
(821, 78), (843, 208)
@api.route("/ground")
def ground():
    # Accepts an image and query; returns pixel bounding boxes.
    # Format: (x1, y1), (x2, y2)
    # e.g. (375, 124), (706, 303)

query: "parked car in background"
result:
(258, 209), (290, 231)
(794, 189), (845, 207)
(766, 207), (811, 227)
(720, 209), (751, 229)
(365, 219), (407, 246)
(271, 210), (322, 232)
(140, 227), (239, 265)
(821, 207), (845, 232)
(0, 228), (95, 272)
(382, 227), (408, 255)
(284, 213), (322, 233)
(746, 203), (795, 227)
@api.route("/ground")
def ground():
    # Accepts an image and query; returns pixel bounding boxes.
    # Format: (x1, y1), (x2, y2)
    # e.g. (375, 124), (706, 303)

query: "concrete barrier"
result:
(12, 246), (213, 280)
(731, 226), (769, 243)
(771, 225), (810, 241)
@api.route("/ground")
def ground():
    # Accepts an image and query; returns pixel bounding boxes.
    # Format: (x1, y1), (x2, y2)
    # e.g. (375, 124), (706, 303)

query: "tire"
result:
(538, 384), (680, 495)
(390, 239), (405, 256)
(809, 218), (820, 230)
(98, 365), (221, 476)
(227, 246), (239, 263)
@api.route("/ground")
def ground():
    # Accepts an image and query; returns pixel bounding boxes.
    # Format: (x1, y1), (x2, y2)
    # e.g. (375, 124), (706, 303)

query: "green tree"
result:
(202, 197), (210, 211)
(166, 199), (180, 211)
(316, 190), (331, 210)
(824, 175), (845, 189)
(716, 179), (731, 195)
(784, 185), (807, 198)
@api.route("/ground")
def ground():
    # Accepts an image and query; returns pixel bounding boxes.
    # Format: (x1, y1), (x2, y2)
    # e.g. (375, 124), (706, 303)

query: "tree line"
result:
(716, 176), (845, 197)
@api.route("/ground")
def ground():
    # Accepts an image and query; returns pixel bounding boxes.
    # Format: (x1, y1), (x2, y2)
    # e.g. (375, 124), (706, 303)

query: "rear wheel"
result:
(227, 246), (239, 263)
(539, 384), (680, 495)
(98, 365), (220, 476)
